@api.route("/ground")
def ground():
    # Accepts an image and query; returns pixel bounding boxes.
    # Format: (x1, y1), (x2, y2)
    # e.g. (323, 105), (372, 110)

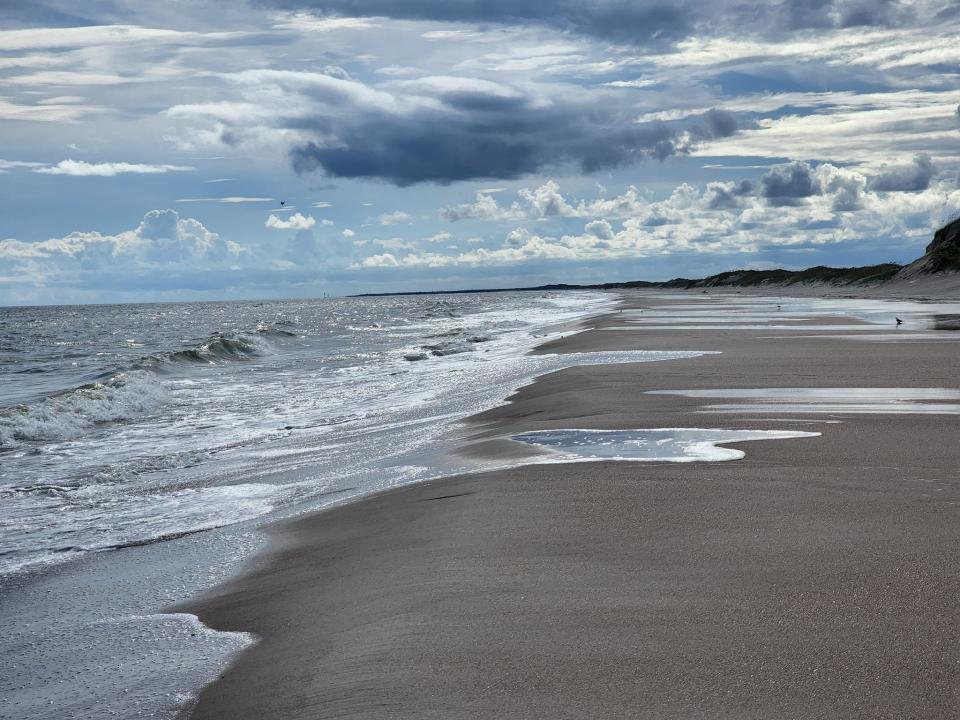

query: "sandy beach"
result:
(6, 4), (960, 717)
(179, 291), (960, 719)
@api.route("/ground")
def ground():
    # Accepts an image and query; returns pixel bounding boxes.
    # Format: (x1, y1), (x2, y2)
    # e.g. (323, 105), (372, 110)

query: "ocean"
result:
(0, 290), (701, 719)
(0, 292), (607, 576)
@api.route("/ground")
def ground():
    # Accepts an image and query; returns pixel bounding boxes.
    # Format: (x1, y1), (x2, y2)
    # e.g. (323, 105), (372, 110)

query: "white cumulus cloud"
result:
(0, 209), (242, 270)
(265, 212), (316, 230)
(35, 160), (194, 176)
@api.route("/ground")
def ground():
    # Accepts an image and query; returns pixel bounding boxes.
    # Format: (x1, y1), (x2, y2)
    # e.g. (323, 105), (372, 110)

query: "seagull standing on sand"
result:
(896, 317), (903, 326)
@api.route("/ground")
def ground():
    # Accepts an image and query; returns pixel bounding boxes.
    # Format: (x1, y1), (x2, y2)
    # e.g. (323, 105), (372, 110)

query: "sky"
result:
(1, 0), (959, 304)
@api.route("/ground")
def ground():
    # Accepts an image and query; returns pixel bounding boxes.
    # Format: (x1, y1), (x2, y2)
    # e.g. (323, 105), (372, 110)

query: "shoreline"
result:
(1, 290), (625, 720)
(179, 289), (960, 718)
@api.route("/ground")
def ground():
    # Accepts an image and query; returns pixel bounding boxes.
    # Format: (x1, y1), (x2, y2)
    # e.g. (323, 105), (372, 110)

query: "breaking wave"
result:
(142, 331), (274, 369)
(403, 327), (493, 361)
(0, 322), (295, 449)
(0, 371), (167, 447)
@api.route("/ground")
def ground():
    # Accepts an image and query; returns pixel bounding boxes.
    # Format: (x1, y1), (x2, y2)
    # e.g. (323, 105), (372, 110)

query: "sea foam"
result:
(0, 370), (167, 446)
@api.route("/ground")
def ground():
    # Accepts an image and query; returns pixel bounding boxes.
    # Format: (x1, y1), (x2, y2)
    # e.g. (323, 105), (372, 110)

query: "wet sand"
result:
(179, 291), (960, 719)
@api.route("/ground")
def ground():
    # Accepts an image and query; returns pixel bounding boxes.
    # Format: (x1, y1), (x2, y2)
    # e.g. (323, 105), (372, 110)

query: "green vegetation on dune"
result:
(677, 263), (903, 288)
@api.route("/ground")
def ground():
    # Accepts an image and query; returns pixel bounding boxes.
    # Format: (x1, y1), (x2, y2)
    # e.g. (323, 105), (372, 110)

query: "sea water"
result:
(0, 291), (707, 719)
(512, 428), (819, 462)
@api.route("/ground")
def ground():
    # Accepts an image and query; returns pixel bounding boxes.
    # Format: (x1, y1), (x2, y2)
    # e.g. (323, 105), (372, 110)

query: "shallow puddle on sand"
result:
(788, 332), (960, 342)
(511, 428), (818, 463)
(620, 297), (960, 333)
(704, 403), (960, 414)
(606, 324), (880, 331)
(621, 311), (820, 322)
(649, 387), (960, 414)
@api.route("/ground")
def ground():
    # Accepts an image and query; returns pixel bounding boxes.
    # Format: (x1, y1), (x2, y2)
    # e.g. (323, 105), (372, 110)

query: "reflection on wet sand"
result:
(649, 387), (960, 415)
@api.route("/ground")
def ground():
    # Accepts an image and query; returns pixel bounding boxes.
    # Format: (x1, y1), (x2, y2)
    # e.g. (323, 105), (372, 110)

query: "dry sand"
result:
(179, 291), (960, 719)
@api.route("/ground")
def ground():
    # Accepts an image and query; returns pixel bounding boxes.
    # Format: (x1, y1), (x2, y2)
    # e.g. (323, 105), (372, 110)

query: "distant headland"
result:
(355, 216), (960, 297)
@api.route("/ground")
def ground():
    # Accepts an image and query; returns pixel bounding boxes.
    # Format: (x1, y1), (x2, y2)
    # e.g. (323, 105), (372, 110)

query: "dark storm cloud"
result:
(260, 0), (691, 44)
(761, 161), (820, 205)
(777, 0), (907, 29)
(288, 94), (741, 185)
(291, 115), (671, 185)
(257, 0), (931, 42)
(702, 108), (739, 138)
(839, 0), (910, 26)
(868, 153), (936, 192)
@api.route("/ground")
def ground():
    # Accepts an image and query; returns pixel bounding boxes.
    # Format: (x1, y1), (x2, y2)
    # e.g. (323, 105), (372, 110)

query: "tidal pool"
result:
(511, 428), (819, 463)
(648, 387), (960, 415)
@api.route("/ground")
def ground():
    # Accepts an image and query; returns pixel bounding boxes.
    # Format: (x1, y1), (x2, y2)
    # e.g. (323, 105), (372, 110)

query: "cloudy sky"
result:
(1, 0), (959, 304)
